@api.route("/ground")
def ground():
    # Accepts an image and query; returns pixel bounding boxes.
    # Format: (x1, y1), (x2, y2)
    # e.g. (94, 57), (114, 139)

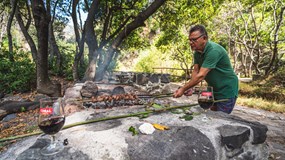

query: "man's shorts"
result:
(199, 97), (237, 114)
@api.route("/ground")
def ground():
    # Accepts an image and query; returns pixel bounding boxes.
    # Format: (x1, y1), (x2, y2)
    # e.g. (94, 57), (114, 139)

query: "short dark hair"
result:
(189, 24), (208, 38)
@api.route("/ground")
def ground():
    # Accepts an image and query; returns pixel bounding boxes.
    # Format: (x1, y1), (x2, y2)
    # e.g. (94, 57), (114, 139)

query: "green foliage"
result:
(134, 52), (155, 73)
(0, 48), (36, 93)
(154, 30), (192, 81)
(121, 28), (151, 51)
(212, 0), (285, 76)
(133, 47), (172, 73)
(152, 0), (224, 76)
(48, 40), (84, 81)
(274, 64), (285, 80)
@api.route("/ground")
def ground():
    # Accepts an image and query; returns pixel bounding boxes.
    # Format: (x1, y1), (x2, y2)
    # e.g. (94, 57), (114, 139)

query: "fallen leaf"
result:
(152, 123), (169, 130)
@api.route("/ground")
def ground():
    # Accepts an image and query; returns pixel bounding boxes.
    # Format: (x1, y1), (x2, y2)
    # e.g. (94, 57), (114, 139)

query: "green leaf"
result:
(171, 109), (184, 114)
(180, 115), (194, 121)
(152, 103), (164, 109)
(20, 107), (26, 112)
(192, 112), (201, 116)
(128, 126), (139, 136)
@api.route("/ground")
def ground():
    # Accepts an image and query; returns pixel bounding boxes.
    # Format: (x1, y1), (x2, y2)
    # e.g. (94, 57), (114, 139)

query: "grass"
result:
(238, 81), (285, 114)
(237, 96), (285, 113)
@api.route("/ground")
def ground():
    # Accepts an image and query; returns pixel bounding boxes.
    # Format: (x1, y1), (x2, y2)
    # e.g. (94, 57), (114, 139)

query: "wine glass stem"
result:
(50, 135), (56, 149)
(202, 109), (208, 121)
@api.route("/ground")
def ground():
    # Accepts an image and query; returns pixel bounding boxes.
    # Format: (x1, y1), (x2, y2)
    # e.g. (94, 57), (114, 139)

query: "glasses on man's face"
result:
(189, 34), (204, 43)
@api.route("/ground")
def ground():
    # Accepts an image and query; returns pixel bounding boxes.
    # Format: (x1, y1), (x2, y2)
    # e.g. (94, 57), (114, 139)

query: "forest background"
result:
(0, 0), (284, 113)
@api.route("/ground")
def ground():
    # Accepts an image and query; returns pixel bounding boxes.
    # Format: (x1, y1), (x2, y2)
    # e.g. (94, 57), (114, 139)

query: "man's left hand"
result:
(173, 88), (185, 98)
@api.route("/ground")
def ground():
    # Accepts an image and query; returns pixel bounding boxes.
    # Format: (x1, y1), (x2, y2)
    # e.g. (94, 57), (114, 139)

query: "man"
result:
(173, 24), (238, 114)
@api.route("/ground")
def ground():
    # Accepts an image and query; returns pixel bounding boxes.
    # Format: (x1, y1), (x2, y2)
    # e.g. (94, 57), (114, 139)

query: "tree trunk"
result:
(49, 21), (62, 75)
(71, 0), (85, 81)
(7, 0), (18, 62)
(95, 0), (166, 81)
(31, 0), (61, 97)
(0, 12), (8, 47)
(82, 0), (100, 81)
(265, 6), (285, 76)
(15, 1), (37, 62)
(47, 0), (62, 75)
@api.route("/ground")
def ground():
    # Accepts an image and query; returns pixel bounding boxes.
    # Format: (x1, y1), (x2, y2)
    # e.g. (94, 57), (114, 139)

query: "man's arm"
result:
(173, 65), (210, 98)
(191, 64), (199, 79)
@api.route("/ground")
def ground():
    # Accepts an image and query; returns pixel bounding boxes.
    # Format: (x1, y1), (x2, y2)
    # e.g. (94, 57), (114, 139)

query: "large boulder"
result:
(80, 81), (98, 98)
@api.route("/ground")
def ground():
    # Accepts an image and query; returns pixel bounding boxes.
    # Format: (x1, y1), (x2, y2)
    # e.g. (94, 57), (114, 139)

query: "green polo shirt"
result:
(194, 41), (239, 99)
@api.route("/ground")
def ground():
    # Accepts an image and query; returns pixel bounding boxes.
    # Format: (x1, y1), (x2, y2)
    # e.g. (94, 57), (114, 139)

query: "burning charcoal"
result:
(110, 100), (115, 106)
(124, 100), (129, 105)
(130, 100), (135, 105)
(84, 102), (92, 108)
(118, 100), (125, 106)
(90, 103), (96, 109)
(105, 101), (111, 108)
(113, 100), (117, 106)
(125, 100), (133, 105)
(137, 99), (144, 105)
(97, 102), (106, 108)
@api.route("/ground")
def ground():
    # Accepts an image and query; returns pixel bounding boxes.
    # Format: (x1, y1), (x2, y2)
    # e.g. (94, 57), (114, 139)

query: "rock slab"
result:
(0, 105), (269, 160)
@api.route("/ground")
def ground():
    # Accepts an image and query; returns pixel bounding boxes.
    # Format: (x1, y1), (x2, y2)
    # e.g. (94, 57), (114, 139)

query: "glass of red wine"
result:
(197, 86), (214, 122)
(38, 97), (65, 156)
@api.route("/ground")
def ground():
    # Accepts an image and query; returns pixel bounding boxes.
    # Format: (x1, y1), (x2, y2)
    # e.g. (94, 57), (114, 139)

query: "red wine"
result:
(198, 99), (214, 109)
(39, 116), (65, 135)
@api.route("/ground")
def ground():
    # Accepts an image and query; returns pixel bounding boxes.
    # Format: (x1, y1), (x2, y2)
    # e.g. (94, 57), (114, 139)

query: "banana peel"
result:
(152, 123), (170, 131)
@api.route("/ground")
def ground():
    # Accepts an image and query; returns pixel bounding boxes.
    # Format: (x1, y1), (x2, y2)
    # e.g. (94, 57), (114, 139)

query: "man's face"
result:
(188, 31), (206, 53)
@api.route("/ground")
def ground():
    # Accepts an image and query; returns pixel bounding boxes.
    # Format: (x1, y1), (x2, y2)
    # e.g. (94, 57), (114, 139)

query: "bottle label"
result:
(40, 108), (53, 115)
(201, 92), (212, 96)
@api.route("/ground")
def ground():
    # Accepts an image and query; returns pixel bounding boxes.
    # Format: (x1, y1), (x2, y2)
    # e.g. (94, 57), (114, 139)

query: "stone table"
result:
(0, 104), (268, 160)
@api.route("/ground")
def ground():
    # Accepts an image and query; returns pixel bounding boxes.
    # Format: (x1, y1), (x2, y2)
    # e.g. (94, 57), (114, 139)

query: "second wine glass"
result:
(197, 86), (214, 122)
(38, 97), (65, 156)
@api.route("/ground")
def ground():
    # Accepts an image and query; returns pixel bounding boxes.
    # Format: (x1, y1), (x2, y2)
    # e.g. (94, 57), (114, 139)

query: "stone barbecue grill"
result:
(0, 76), (269, 160)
